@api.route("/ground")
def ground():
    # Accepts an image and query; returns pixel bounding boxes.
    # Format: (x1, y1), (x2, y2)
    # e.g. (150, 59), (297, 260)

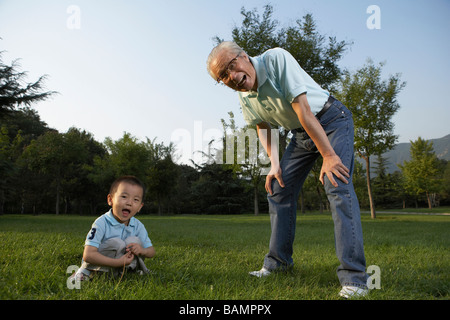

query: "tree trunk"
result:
(426, 191), (432, 209)
(254, 187), (259, 216)
(55, 179), (60, 215)
(365, 157), (376, 219)
(316, 186), (324, 214)
(0, 189), (4, 215)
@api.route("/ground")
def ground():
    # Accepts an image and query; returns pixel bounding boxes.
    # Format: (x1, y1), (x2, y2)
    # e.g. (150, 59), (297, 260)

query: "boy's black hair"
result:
(109, 175), (146, 200)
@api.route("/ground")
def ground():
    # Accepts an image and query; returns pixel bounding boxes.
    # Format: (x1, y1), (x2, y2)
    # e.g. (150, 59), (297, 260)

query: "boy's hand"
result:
(119, 252), (135, 266)
(126, 243), (143, 256)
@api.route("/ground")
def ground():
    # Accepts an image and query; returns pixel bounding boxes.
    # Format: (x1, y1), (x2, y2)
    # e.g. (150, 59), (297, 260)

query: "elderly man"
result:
(207, 41), (369, 298)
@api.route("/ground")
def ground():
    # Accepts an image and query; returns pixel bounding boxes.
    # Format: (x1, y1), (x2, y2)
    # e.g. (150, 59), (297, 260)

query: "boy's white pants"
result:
(79, 236), (149, 277)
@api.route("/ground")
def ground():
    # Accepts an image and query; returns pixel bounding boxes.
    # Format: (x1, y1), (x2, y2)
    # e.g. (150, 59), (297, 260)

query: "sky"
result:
(1, 0), (449, 164)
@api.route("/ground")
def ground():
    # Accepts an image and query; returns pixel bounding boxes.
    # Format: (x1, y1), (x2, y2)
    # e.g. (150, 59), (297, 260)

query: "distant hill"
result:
(358, 134), (450, 174)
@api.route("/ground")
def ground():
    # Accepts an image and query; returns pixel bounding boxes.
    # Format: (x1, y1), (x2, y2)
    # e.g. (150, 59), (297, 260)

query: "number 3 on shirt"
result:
(88, 228), (97, 240)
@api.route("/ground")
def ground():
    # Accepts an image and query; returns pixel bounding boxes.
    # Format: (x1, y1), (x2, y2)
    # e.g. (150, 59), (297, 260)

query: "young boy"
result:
(70, 176), (155, 282)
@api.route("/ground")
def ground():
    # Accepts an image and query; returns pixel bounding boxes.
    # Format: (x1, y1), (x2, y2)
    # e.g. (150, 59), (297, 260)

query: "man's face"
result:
(210, 50), (258, 92)
(107, 182), (144, 225)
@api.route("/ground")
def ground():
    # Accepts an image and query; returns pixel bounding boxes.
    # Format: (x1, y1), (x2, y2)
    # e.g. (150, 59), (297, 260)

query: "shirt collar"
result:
(249, 55), (267, 93)
(106, 209), (135, 227)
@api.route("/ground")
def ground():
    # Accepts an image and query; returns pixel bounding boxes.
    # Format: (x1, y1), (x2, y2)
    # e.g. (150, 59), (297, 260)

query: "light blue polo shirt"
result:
(239, 48), (330, 130)
(85, 209), (152, 248)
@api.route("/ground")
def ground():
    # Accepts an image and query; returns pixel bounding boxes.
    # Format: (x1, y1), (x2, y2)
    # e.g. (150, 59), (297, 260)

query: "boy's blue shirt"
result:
(85, 209), (152, 248)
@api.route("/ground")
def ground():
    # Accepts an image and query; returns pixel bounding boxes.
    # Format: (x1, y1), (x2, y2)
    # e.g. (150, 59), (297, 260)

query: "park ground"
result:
(0, 209), (448, 302)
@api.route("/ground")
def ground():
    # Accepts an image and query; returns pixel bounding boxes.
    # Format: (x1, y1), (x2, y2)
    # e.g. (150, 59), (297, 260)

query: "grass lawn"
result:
(0, 212), (448, 301)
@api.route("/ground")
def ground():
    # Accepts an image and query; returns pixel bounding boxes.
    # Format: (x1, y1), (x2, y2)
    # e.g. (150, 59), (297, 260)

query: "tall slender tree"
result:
(334, 59), (406, 218)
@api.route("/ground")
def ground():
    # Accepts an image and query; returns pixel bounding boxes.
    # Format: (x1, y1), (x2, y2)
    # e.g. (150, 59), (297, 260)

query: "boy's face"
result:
(107, 182), (144, 224)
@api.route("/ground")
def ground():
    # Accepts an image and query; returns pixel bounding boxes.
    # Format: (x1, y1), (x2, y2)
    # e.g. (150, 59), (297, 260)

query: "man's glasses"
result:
(216, 52), (242, 84)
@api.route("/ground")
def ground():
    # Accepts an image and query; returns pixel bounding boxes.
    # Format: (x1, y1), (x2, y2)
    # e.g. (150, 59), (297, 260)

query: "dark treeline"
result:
(1, 106), (449, 216)
(0, 107), (268, 215)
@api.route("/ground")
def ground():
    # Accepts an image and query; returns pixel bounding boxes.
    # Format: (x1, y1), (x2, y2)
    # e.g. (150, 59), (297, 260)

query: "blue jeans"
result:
(264, 99), (368, 288)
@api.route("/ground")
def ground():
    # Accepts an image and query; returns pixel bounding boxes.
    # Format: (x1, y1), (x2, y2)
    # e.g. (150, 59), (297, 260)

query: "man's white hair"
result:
(206, 41), (244, 80)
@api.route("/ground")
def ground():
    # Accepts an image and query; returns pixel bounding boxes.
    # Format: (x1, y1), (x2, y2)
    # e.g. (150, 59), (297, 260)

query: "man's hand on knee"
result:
(265, 165), (285, 195)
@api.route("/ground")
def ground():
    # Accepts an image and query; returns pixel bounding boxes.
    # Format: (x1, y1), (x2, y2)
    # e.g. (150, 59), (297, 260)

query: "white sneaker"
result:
(68, 270), (91, 283)
(249, 267), (271, 278)
(339, 286), (369, 299)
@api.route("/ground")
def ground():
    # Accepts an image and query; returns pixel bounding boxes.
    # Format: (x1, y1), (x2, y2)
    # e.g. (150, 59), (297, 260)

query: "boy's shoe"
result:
(339, 286), (369, 299)
(249, 267), (271, 278)
(68, 271), (91, 283)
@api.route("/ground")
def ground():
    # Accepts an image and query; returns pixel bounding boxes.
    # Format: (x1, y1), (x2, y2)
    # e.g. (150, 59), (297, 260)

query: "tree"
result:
(225, 5), (349, 90)
(0, 106), (52, 214)
(62, 128), (107, 215)
(103, 133), (150, 179)
(334, 59), (406, 218)
(399, 137), (441, 209)
(372, 154), (407, 209)
(440, 161), (450, 205)
(19, 127), (103, 215)
(144, 137), (179, 215)
(389, 171), (407, 209)
(0, 126), (15, 214)
(0, 49), (55, 214)
(172, 164), (200, 214)
(0, 48), (56, 214)
(0, 51), (56, 118)
(21, 128), (92, 214)
(1, 107), (48, 143)
(191, 162), (248, 214)
(219, 112), (267, 215)
(372, 153), (389, 207)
